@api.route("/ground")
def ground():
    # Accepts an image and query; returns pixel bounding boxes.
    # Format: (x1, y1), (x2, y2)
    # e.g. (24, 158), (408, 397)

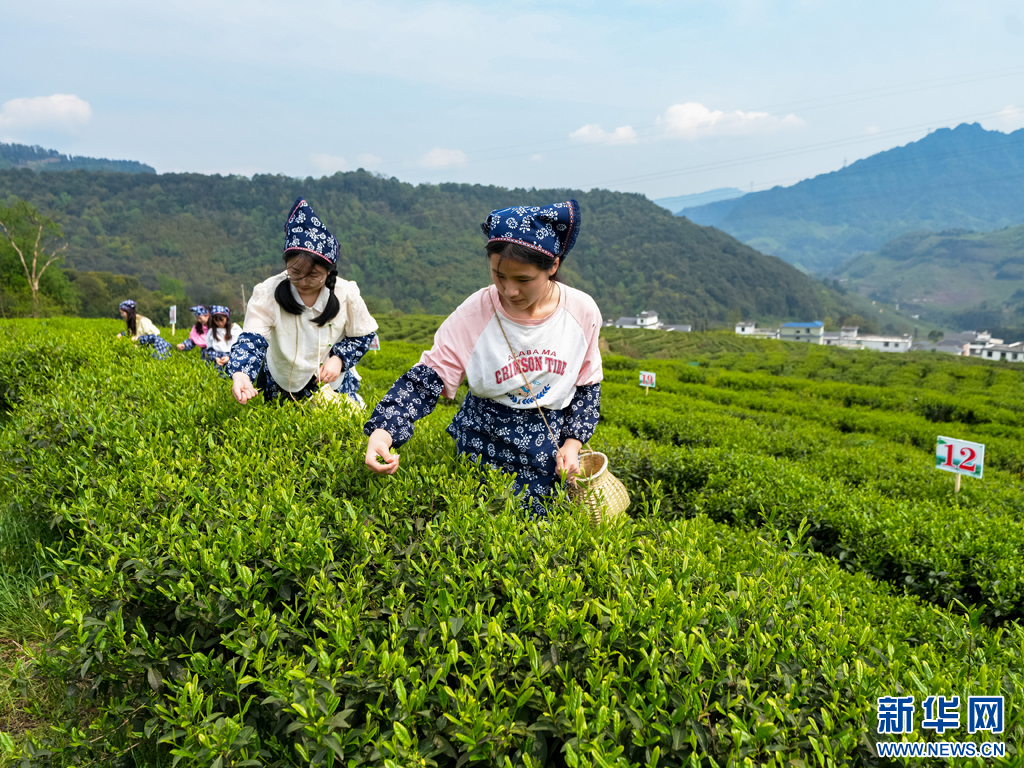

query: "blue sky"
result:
(3, 0), (1023, 199)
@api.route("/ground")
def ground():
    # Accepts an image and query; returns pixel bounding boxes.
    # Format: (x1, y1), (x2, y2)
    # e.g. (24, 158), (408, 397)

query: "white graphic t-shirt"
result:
(420, 284), (603, 410)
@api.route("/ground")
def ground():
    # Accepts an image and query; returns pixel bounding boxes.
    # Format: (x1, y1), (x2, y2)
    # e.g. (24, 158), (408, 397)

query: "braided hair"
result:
(274, 250), (340, 327)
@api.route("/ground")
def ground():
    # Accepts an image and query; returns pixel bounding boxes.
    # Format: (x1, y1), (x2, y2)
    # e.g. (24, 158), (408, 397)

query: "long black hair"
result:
(123, 306), (137, 336)
(485, 241), (562, 282)
(210, 313), (233, 342)
(274, 250), (340, 327)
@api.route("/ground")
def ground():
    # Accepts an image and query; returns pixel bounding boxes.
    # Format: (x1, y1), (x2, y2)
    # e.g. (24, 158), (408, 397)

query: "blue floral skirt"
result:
(447, 393), (565, 518)
(256, 365), (364, 406)
(138, 334), (171, 360)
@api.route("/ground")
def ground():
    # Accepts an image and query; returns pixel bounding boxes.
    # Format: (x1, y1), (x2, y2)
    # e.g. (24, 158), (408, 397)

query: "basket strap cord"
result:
(489, 290), (600, 489)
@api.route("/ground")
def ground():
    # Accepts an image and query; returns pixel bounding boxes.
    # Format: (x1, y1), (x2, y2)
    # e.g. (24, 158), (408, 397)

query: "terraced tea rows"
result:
(0, 319), (1021, 766)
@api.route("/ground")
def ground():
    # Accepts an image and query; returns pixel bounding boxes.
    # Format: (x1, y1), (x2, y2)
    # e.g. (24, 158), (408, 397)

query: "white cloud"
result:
(993, 105), (1024, 131)
(419, 147), (467, 169)
(530, 154), (544, 163)
(657, 102), (803, 139)
(865, 125), (881, 134)
(310, 153), (349, 175)
(356, 153), (382, 168)
(0, 94), (92, 132)
(568, 124), (637, 145)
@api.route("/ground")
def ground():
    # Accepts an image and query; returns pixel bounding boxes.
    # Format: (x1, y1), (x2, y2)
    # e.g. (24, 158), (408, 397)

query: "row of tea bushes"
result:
(600, 386), (1024, 513)
(2, 319), (1022, 765)
(605, 354), (1024, 426)
(595, 423), (1024, 625)
(601, 364), (1024, 476)
(693, 346), (1024, 402)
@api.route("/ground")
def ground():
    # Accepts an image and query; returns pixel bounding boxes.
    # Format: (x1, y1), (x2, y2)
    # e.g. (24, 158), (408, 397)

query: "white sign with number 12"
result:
(935, 436), (985, 479)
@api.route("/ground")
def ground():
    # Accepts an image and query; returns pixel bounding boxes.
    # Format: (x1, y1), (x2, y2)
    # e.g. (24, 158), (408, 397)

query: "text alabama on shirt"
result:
(420, 283), (603, 409)
(241, 270), (378, 392)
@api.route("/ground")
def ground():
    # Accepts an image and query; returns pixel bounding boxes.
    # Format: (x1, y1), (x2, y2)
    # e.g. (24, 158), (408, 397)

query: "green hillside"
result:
(680, 123), (1024, 274)
(0, 142), (155, 174)
(837, 224), (1024, 332)
(0, 167), (860, 326)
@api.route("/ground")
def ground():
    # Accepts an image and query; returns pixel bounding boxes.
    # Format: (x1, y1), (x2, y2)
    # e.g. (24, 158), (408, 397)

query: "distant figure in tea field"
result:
(177, 305), (213, 361)
(228, 197), (378, 405)
(363, 200), (602, 517)
(116, 300), (171, 359)
(206, 305), (242, 375)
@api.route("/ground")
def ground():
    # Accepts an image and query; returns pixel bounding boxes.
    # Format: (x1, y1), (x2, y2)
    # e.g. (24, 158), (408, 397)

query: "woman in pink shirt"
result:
(363, 200), (602, 518)
(177, 305), (212, 361)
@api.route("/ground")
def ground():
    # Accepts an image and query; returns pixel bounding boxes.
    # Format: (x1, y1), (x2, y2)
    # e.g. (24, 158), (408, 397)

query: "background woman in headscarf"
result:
(117, 300), (171, 359)
(205, 304), (242, 374)
(177, 305), (212, 361)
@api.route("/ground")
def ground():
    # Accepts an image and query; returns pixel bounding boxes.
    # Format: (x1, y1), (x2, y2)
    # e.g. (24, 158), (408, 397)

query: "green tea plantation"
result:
(0, 318), (1022, 767)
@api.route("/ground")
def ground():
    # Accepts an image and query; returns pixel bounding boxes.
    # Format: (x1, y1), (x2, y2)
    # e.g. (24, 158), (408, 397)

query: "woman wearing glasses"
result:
(227, 197), (378, 405)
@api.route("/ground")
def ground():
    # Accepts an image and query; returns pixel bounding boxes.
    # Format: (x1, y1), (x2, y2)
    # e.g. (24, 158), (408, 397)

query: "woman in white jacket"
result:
(228, 197), (378, 405)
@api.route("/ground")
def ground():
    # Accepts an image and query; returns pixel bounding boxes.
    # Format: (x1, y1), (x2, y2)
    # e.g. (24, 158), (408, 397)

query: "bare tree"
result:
(0, 200), (67, 317)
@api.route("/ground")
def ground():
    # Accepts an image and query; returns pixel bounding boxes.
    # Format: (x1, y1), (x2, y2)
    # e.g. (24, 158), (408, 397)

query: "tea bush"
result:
(1, 319), (1022, 766)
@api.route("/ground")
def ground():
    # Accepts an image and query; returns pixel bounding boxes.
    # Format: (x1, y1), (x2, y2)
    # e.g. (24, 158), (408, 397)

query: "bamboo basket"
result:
(570, 451), (630, 526)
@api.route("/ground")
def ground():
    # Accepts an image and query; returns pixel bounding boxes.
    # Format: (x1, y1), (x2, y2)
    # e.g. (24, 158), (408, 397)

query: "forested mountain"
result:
(652, 187), (744, 215)
(0, 167), (865, 325)
(679, 123), (1024, 274)
(0, 143), (155, 174)
(837, 223), (1024, 333)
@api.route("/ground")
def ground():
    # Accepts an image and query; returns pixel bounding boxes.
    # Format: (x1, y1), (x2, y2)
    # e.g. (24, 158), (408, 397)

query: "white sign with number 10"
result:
(935, 436), (985, 479)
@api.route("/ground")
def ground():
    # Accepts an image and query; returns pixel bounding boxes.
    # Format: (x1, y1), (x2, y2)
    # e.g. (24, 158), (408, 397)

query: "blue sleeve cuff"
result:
(560, 383), (601, 445)
(363, 364), (444, 448)
(330, 332), (376, 372)
(227, 332), (268, 379)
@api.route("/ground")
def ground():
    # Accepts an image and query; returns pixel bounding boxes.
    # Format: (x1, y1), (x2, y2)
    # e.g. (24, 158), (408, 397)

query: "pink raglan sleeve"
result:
(565, 287), (604, 386)
(419, 287), (495, 399)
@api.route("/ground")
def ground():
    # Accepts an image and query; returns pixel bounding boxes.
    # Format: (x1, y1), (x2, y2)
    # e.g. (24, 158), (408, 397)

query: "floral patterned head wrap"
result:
(284, 197), (339, 266)
(480, 200), (581, 260)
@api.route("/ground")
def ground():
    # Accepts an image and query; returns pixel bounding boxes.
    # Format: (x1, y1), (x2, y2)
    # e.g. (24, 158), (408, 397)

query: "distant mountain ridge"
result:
(652, 187), (744, 214)
(679, 123), (1024, 274)
(0, 167), (867, 327)
(0, 143), (155, 174)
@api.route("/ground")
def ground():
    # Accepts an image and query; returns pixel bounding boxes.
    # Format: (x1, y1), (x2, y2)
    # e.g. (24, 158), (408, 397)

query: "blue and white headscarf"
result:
(210, 305), (230, 317)
(284, 197), (339, 266)
(119, 300), (137, 312)
(481, 200), (581, 260)
(190, 305), (208, 317)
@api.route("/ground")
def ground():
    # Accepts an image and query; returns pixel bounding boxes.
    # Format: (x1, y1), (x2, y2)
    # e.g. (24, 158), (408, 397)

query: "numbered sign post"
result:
(639, 370), (656, 396)
(368, 334), (381, 353)
(169, 305), (177, 337)
(936, 435), (985, 493)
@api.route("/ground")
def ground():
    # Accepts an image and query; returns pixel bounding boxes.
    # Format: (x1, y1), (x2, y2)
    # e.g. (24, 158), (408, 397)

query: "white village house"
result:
(822, 326), (912, 352)
(911, 331), (1024, 361)
(610, 311), (691, 332)
(780, 321), (825, 344)
(734, 322), (780, 339)
(737, 321), (912, 352)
